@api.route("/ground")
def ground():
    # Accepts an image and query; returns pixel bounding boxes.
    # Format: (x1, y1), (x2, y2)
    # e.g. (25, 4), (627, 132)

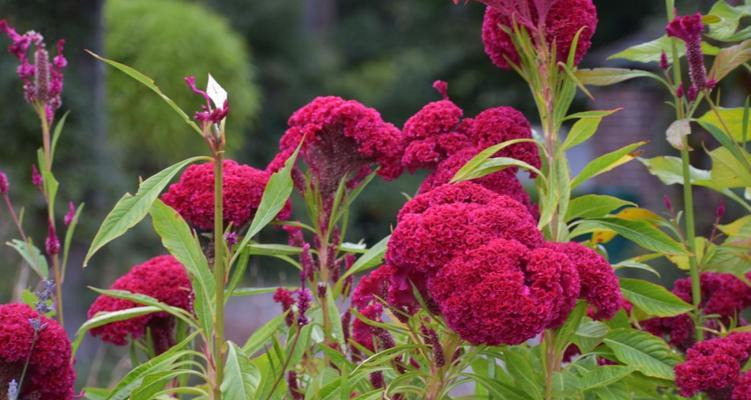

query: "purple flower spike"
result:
(667, 13), (709, 91)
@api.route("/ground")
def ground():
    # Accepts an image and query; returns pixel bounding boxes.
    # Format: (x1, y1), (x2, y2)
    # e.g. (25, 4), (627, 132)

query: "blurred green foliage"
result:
(105, 0), (259, 167)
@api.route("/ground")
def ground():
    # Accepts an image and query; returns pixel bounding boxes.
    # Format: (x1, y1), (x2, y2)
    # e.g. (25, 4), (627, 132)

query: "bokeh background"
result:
(0, 0), (745, 387)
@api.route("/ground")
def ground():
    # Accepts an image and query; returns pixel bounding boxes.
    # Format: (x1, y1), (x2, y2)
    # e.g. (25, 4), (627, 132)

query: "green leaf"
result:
(706, 1), (751, 41)
(246, 243), (302, 256)
(149, 199), (215, 337)
(85, 156), (207, 266)
(87, 51), (202, 136)
(243, 313), (286, 354)
(234, 144), (300, 263)
(455, 156), (544, 182)
(6, 239), (49, 279)
(579, 366), (634, 392)
(229, 287), (280, 297)
(709, 146), (751, 188)
(50, 111), (69, 165)
(574, 318), (609, 353)
(619, 278), (693, 317)
(555, 301), (587, 355)
(562, 109), (620, 150)
(572, 218), (687, 255)
(698, 107), (751, 143)
(603, 329), (679, 380)
(105, 332), (198, 400)
(89, 288), (198, 329)
(608, 35), (719, 64)
(503, 347), (544, 400)
(72, 306), (162, 355)
(450, 138), (540, 183)
(709, 39), (751, 82)
(571, 142), (646, 189)
(61, 203), (85, 277)
(338, 235), (389, 283)
(575, 68), (660, 87)
(222, 342), (260, 400)
(565, 195), (636, 222)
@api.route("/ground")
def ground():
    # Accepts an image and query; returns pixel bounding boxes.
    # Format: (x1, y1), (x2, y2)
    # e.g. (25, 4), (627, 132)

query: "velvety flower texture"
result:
(467, 106), (541, 176)
(666, 13), (710, 91)
(734, 372), (751, 400)
(418, 147), (535, 214)
(0, 304), (75, 400)
(87, 255), (193, 353)
(429, 239), (578, 345)
(481, 0), (597, 69)
(162, 159), (290, 231)
(676, 333), (751, 399)
(642, 313), (695, 352)
(546, 242), (623, 320)
(278, 96), (404, 196)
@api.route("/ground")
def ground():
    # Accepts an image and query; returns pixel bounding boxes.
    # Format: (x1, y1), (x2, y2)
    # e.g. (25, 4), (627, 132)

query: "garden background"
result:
(0, 0), (741, 387)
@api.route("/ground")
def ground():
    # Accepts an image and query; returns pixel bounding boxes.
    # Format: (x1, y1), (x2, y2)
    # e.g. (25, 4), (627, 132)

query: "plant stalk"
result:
(212, 150), (226, 399)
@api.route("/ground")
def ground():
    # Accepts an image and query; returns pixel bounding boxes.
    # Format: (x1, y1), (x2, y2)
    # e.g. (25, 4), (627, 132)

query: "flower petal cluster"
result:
(481, 0), (597, 69)
(666, 13), (710, 91)
(0, 20), (66, 122)
(676, 333), (751, 399)
(87, 255), (193, 352)
(162, 159), (290, 231)
(385, 182), (621, 344)
(467, 106), (540, 175)
(0, 303), (75, 400)
(278, 96), (404, 196)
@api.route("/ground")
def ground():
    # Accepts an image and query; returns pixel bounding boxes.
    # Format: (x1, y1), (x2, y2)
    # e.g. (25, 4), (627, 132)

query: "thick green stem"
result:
(665, 0), (703, 342)
(212, 151), (226, 399)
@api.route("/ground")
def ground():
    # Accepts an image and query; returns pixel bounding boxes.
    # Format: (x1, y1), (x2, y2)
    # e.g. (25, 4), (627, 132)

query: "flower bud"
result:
(64, 201), (76, 226)
(716, 202), (726, 220)
(45, 223), (60, 256)
(676, 84), (684, 99)
(663, 195), (673, 213)
(0, 170), (8, 194)
(659, 51), (669, 70)
(31, 164), (42, 187)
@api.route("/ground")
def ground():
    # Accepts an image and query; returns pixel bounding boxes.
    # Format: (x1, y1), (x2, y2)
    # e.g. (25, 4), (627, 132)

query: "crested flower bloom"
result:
(162, 159), (290, 231)
(675, 333), (751, 399)
(547, 242), (622, 320)
(277, 96), (404, 196)
(672, 272), (751, 319)
(481, 0), (598, 69)
(351, 265), (393, 309)
(642, 313), (696, 352)
(0, 21), (66, 122)
(418, 146), (535, 214)
(352, 302), (383, 352)
(0, 303), (75, 400)
(87, 255), (193, 354)
(734, 371), (751, 400)
(401, 81), (472, 172)
(428, 239), (577, 345)
(466, 106), (540, 176)
(666, 13), (710, 92)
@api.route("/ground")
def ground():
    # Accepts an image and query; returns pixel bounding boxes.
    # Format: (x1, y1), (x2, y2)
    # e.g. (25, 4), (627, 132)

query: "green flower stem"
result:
(665, 0), (703, 342)
(212, 150), (226, 399)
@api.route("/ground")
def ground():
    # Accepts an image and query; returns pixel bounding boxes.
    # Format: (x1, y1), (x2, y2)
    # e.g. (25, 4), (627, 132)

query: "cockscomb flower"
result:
(401, 81), (472, 171)
(352, 265), (393, 309)
(546, 242), (622, 320)
(675, 333), (751, 398)
(87, 255), (193, 354)
(0, 21), (66, 122)
(642, 313), (696, 352)
(0, 303), (75, 400)
(352, 303), (383, 352)
(666, 13), (711, 91)
(466, 106), (540, 176)
(672, 272), (751, 319)
(387, 182), (542, 276)
(418, 146), (535, 215)
(481, 0), (598, 69)
(278, 96), (404, 197)
(162, 159), (290, 231)
(428, 239), (576, 345)
(733, 371), (751, 400)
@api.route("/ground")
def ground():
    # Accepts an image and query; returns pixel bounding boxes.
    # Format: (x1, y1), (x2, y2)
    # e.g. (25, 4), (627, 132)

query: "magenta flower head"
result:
(0, 169), (8, 194)
(0, 303), (76, 400)
(185, 75), (230, 125)
(672, 272), (751, 319)
(481, 0), (598, 69)
(675, 332), (751, 398)
(0, 21), (66, 122)
(418, 146), (535, 215)
(162, 159), (291, 231)
(277, 96), (404, 197)
(87, 255), (194, 354)
(428, 238), (577, 345)
(666, 13), (710, 91)
(401, 82), (472, 172)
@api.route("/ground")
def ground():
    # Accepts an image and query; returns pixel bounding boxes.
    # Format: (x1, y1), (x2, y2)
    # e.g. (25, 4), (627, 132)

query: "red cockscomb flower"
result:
(0, 304), (75, 400)
(466, 106), (540, 176)
(642, 313), (696, 352)
(162, 159), (290, 231)
(418, 147), (535, 214)
(666, 13), (710, 92)
(676, 333), (751, 398)
(352, 265), (393, 309)
(352, 303), (383, 352)
(547, 242), (622, 320)
(672, 272), (751, 319)
(481, 0), (597, 69)
(278, 96), (404, 196)
(429, 239), (574, 345)
(387, 182), (542, 276)
(734, 371), (751, 400)
(87, 255), (193, 354)
(401, 82), (472, 171)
